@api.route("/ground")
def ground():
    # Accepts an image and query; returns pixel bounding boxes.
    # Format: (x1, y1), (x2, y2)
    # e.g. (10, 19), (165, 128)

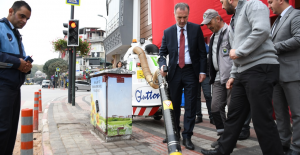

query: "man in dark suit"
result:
(158, 2), (207, 150)
(268, 0), (300, 154)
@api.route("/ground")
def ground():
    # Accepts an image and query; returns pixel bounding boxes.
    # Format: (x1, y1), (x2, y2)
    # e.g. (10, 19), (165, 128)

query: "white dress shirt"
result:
(176, 24), (192, 64)
(176, 24), (205, 74)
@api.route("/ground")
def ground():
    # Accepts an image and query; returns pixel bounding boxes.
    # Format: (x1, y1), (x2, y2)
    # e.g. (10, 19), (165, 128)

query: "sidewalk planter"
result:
(90, 68), (134, 142)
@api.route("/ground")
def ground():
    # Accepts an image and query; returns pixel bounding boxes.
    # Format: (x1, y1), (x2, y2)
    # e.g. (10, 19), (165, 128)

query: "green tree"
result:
(48, 60), (68, 77)
(43, 58), (68, 79)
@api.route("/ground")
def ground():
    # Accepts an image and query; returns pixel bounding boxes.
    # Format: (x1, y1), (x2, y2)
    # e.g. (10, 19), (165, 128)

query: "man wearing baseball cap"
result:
(201, 0), (283, 154)
(200, 9), (252, 149)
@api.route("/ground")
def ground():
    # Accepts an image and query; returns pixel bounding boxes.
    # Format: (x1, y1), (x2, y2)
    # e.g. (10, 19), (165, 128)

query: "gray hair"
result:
(174, 3), (189, 14)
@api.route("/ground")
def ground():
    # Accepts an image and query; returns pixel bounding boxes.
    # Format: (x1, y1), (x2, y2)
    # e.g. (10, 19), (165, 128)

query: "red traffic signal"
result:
(69, 21), (77, 28)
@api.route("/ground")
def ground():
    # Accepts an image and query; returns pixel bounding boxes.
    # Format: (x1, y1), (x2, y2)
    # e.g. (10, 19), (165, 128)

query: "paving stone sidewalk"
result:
(42, 94), (263, 155)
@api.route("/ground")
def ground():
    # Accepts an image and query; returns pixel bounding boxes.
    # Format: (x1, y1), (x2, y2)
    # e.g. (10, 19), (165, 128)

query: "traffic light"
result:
(67, 20), (79, 46)
(63, 23), (68, 36)
(55, 72), (58, 77)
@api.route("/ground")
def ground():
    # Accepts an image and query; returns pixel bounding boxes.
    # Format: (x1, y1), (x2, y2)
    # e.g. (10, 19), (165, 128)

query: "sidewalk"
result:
(42, 94), (263, 155)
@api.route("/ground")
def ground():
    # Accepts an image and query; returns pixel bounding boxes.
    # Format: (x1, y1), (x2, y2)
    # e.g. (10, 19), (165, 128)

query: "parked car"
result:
(42, 80), (53, 88)
(75, 80), (91, 91)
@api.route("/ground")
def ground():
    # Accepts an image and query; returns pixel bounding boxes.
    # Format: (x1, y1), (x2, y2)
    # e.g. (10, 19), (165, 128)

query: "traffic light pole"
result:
(72, 47), (76, 106)
(69, 5), (76, 106)
(68, 49), (72, 103)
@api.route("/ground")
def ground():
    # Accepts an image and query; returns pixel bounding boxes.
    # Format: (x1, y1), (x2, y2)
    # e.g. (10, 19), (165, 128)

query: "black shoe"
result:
(215, 143), (236, 149)
(283, 146), (290, 154)
(183, 138), (195, 150)
(211, 140), (218, 148)
(163, 138), (167, 143)
(163, 135), (181, 143)
(195, 117), (203, 123)
(238, 130), (250, 140)
(201, 148), (220, 155)
(210, 119), (215, 125)
(286, 149), (300, 155)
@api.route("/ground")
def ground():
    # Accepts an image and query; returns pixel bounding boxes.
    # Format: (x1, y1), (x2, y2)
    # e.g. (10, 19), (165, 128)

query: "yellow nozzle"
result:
(170, 152), (182, 155)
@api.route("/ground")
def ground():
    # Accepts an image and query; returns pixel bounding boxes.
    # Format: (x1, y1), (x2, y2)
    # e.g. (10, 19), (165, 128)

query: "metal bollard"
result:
(21, 108), (33, 155)
(33, 92), (39, 130)
(38, 89), (42, 113)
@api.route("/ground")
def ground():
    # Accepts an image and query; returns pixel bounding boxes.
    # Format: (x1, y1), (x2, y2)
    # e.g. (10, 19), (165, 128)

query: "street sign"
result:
(56, 67), (60, 72)
(66, 0), (80, 6)
(86, 69), (89, 72)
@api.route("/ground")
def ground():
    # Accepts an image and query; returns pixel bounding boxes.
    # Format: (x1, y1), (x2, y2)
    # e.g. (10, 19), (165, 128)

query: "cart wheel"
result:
(154, 116), (162, 120)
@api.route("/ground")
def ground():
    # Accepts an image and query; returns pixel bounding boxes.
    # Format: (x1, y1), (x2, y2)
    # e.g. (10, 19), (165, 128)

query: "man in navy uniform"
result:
(0, 1), (32, 154)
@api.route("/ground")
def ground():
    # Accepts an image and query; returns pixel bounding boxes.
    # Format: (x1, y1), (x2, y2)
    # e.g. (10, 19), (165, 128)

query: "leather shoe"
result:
(201, 148), (220, 155)
(195, 117), (203, 123)
(238, 130), (250, 140)
(163, 138), (167, 143)
(210, 119), (215, 125)
(286, 149), (300, 155)
(283, 146), (289, 154)
(211, 140), (218, 148)
(183, 138), (195, 150)
(163, 135), (181, 143)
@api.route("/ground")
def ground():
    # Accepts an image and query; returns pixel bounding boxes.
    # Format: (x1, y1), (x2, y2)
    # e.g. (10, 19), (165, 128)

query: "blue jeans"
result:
(196, 76), (212, 119)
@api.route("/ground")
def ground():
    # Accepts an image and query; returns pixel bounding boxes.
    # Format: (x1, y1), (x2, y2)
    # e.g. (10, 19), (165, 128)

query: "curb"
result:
(42, 102), (53, 155)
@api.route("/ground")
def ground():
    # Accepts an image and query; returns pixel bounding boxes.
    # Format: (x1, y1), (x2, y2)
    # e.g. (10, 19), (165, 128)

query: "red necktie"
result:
(179, 29), (185, 68)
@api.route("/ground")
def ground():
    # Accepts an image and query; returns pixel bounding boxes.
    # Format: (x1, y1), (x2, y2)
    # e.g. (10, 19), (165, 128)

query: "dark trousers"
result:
(273, 81), (300, 151)
(0, 86), (21, 155)
(169, 65), (198, 139)
(211, 81), (251, 135)
(218, 64), (283, 155)
(196, 77), (212, 119)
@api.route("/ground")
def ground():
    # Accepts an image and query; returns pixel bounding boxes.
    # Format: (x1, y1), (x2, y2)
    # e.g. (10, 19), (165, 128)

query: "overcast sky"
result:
(0, 0), (107, 65)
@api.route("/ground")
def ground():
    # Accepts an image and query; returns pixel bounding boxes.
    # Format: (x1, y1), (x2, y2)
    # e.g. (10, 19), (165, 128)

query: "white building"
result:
(104, 0), (153, 67)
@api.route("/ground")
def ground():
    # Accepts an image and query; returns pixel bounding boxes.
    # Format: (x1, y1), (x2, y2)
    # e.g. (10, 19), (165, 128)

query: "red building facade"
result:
(151, 0), (298, 47)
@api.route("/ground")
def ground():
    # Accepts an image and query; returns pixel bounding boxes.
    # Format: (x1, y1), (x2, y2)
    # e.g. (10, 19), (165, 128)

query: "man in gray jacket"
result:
(268, 0), (300, 154)
(201, 0), (284, 154)
(201, 9), (251, 149)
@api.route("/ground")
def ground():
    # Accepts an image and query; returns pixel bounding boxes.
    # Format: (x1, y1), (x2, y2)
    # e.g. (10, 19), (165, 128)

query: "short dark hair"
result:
(284, 0), (289, 3)
(174, 3), (190, 14)
(12, 1), (31, 13)
(116, 61), (122, 67)
(218, 16), (224, 22)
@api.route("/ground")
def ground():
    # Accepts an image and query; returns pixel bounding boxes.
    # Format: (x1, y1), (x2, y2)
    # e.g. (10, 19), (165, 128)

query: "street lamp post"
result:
(98, 14), (107, 69)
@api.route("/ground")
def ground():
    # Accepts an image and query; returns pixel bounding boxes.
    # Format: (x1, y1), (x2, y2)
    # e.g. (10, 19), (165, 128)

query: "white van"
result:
(41, 80), (52, 88)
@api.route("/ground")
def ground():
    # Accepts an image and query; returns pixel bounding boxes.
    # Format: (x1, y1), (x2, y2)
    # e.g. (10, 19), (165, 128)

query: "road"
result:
(21, 84), (90, 109)
(18, 84), (262, 155)
(19, 84), (90, 132)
